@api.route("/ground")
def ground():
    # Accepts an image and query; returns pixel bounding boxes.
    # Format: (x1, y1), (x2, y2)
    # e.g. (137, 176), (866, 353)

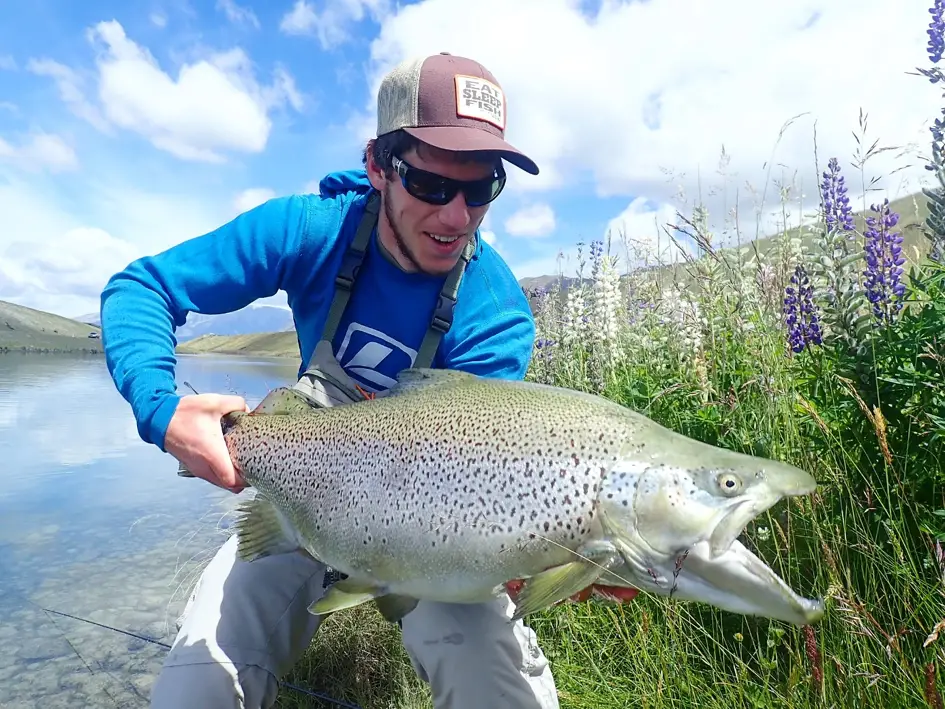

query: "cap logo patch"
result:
(454, 74), (505, 130)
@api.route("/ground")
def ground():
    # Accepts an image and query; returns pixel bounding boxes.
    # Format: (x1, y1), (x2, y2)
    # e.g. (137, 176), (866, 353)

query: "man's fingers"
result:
(210, 394), (249, 415)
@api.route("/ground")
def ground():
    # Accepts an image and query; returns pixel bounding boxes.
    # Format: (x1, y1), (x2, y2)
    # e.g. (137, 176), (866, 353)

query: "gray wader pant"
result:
(149, 341), (560, 709)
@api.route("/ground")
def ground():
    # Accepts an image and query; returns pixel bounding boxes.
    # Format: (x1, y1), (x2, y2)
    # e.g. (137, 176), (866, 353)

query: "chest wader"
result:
(284, 190), (475, 588)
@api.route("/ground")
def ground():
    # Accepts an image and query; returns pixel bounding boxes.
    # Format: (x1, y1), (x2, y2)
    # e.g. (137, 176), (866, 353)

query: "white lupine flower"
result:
(563, 286), (590, 345)
(592, 255), (623, 360)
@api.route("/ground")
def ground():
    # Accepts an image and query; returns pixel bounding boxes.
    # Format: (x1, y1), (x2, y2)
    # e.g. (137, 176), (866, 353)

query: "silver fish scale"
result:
(226, 376), (632, 588)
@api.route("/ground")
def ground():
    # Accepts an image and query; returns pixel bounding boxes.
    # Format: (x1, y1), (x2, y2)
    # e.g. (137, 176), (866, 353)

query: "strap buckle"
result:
(431, 292), (457, 334)
(334, 246), (365, 291)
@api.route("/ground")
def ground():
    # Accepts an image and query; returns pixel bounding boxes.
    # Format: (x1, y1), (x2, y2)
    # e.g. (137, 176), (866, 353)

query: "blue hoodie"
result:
(99, 170), (536, 451)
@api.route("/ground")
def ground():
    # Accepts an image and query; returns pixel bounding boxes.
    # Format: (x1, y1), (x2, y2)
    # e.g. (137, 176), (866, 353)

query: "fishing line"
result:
(40, 607), (363, 709)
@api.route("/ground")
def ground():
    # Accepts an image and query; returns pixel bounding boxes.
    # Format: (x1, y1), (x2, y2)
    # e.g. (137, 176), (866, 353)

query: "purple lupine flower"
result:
(783, 264), (823, 353)
(930, 0), (945, 64)
(589, 240), (604, 280)
(534, 337), (557, 363)
(862, 199), (907, 323)
(821, 158), (855, 234)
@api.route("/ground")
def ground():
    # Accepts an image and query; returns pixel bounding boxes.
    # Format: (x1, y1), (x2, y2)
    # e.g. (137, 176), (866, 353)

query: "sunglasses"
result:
(391, 155), (506, 208)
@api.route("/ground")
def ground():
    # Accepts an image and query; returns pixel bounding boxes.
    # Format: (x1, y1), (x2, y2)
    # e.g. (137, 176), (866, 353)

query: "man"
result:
(99, 52), (560, 709)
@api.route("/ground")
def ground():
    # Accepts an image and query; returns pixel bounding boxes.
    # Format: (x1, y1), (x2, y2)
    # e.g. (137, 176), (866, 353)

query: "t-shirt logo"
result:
(335, 322), (418, 392)
(454, 74), (506, 130)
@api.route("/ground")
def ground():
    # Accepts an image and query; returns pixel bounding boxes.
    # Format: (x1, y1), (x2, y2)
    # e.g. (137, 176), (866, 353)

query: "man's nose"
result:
(437, 191), (471, 232)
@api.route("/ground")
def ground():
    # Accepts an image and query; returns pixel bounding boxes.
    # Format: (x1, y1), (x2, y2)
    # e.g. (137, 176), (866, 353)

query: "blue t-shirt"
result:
(99, 169), (536, 451)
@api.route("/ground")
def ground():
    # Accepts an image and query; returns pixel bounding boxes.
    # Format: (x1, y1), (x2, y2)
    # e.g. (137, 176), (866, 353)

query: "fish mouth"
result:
(671, 538), (824, 626)
(603, 536), (824, 627)
(709, 500), (761, 559)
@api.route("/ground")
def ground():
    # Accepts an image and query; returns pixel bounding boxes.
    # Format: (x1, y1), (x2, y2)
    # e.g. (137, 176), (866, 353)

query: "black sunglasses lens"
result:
(464, 176), (505, 206)
(405, 172), (455, 205)
(397, 157), (504, 207)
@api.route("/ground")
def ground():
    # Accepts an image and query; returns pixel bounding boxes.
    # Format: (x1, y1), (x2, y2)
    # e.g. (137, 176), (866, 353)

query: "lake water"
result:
(0, 352), (303, 708)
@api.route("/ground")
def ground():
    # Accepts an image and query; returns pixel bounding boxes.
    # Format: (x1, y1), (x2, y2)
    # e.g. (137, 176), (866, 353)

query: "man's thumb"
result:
(213, 395), (250, 414)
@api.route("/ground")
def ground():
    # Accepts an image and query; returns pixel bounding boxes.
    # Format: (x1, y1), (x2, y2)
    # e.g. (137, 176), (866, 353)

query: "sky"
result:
(0, 0), (941, 318)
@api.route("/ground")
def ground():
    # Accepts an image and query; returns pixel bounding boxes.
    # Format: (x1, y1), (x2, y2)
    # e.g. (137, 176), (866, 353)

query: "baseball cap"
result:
(376, 52), (539, 175)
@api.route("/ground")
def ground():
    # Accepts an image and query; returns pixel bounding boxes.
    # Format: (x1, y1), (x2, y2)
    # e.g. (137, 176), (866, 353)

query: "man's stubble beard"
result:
(383, 183), (470, 278)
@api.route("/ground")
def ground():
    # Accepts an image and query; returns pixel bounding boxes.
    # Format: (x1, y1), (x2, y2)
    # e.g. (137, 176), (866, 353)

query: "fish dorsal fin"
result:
(387, 368), (476, 397)
(251, 387), (319, 415)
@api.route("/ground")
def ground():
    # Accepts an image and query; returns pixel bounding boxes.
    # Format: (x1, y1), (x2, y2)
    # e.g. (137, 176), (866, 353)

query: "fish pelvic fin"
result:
(309, 580), (380, 616)
(308, 579), (419, 623)
(510, 559), (609, 622)
(234, 494), (305, 562)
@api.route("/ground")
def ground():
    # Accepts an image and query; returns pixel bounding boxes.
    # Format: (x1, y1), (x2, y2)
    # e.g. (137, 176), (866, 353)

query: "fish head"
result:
(594, 413), (824, 626)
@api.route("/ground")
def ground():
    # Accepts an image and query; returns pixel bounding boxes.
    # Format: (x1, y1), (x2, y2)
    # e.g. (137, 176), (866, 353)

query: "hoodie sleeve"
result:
(99, 195), (313, 451)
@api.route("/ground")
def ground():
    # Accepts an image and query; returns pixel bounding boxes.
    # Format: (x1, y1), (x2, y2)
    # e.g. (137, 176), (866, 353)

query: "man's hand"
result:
(164, 393), (251, 493)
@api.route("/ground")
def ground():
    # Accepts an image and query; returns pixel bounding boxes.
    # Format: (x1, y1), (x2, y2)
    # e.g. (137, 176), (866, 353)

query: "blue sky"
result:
(0, 0), (940, 317)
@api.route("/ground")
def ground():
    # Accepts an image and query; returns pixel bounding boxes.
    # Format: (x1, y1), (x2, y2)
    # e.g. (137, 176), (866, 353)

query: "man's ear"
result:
(365, 140), (387, 191)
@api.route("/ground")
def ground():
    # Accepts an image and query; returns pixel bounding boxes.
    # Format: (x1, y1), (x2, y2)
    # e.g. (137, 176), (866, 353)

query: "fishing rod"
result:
(41, 607), (363, 709)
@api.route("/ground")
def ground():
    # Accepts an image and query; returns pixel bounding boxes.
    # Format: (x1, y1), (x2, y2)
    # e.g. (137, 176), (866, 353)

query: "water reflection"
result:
(0, 352), (300, 707)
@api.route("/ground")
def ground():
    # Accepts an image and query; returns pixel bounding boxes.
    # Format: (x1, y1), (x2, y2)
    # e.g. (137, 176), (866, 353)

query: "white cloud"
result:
(480, 229), (497, 246)
(0, 226), (140, 304)
(233, 187), (277, 215)
(150, 13), (167, 28)
(0, 132), (78, 173)
(504, 203), (556, 238)
(0, 171), (230, 316)
(605, 197), (697, 270)
(29, 21), (304, 163)
(217, 0), (260, 28)
(26, 58), (112, 133)
(363, 0), (940, 248)
(280, 0), (388, 49)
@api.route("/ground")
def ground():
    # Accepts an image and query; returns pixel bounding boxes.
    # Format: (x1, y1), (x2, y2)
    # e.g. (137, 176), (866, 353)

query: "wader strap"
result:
(311, 188), (475, 373)
(319, 190), (382, 346)
(414, 237), (475, 368)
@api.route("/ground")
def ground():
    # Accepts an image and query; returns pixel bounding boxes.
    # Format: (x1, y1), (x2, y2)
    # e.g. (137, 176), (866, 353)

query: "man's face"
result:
(368, 142), (497, 277)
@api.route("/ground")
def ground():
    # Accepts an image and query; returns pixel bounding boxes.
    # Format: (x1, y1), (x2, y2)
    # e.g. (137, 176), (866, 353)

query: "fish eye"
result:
(717, 472), (742, 495)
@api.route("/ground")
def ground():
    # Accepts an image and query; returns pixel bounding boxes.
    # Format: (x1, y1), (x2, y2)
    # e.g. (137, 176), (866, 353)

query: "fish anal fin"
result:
(374, 594), (419, 623)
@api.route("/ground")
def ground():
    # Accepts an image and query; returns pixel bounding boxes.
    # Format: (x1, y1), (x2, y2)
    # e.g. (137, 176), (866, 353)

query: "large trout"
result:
(183, 368), (824, 626)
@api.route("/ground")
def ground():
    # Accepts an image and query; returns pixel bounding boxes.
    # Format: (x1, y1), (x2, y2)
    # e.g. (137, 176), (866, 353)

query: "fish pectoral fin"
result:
(234, 495), (303, 562)
(510, 559), (610, 621)
(308, 580), (383, 616)
(374, 594), (419, 623)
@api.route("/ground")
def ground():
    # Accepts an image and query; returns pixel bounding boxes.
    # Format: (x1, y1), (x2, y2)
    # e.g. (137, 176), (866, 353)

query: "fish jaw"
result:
(600, 537), (825, 627)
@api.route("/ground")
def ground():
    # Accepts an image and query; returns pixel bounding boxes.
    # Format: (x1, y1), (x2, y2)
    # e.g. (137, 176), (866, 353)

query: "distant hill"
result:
(177, 331), (300, 358)
(76, 303), (295, 342)
(0, 300), (103, 353)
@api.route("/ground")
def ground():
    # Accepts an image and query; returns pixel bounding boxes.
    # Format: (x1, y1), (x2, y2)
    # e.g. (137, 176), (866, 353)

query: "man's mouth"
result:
(426, 232), (463, 245)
